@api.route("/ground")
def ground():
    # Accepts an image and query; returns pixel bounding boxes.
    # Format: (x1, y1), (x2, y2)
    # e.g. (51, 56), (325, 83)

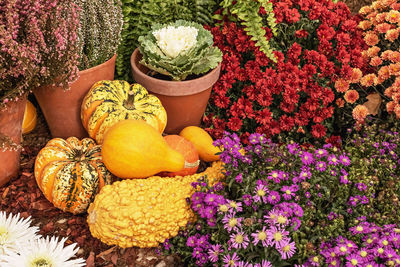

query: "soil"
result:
(343, 0), (373, 14)
(0, 97), (182, 266)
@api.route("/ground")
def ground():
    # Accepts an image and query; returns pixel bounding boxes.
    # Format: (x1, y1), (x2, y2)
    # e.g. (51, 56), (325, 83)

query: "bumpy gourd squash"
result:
(160, 135), (199, 177)
(102, 120), (184, 178)
(179, 126), (221, 162)
(34, 137), (112, 214)
(87, 161), (224, 248)
(81, 80), (167, 144)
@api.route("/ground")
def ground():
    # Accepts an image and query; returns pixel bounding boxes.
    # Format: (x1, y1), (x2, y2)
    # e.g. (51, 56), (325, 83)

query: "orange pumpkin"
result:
(34, 137), (112, 214)
(160, 135), (199, 177)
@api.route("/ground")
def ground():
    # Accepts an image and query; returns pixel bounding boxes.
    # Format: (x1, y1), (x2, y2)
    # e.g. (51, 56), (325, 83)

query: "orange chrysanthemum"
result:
(336, 98), (345, 107)
(370, 56), (383, 66)
(376, 12), (388, 23)
(360, 6), (373, 15)
(360, 74), (377, 87)
(386, 10), (400, 23)
(385, 29), (399, 42)
(387, 101), (396, 112)
(394, 105), (400, 118)
(389, 51), (400, 63)
(358, 20), (372, 30)
(393, 92), (400, 102)
(381, 50), (393, 60)
(344, 90), (359, 104)
(389, 63), (400, 75)
(352, 105), (369, 122)
(385, 86), (394, 97)
(375, 22), (392, 33)
(364, 32), (380, 46)
(334, 79), (350, 93)
(378, 66), (390, 82)
(366, 46), (381, 58)
(349, 68), (363, 83)
(383, 0), (397, 6)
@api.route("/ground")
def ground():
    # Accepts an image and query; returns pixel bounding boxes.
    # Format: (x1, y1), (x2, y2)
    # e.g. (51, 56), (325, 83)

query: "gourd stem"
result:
(124, 91), (136, 110)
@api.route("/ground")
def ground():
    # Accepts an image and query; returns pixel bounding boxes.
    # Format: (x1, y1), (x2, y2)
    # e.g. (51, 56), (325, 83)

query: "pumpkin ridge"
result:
(82, 100), (103, 130)
(40, 161), (66, 202)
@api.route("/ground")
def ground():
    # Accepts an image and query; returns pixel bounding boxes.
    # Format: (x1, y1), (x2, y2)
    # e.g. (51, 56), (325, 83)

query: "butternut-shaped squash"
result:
(101, 120), (184, 178)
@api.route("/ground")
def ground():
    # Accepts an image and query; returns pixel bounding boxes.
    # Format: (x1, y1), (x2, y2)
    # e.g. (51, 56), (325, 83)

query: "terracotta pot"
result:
(130, 48), (221, 134)
(0, 96), (27, 187)
(34, 54), (116, 139)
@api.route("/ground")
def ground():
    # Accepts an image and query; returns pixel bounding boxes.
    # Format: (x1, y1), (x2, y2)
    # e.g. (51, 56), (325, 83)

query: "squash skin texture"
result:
(101, 120), (185, 178)
(179, 126), (221, 162)
(87, 161), (224, 248)
(34, 137), (112, 214)
(81, 80), (167, 144)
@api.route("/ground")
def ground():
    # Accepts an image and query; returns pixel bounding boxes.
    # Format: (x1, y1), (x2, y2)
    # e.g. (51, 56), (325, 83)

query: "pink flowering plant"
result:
(162, 123), (400, 266)
(0, 0), (81, 108)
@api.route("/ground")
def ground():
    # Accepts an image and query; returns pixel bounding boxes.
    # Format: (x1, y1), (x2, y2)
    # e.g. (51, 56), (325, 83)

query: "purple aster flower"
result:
(237, 261), (252, 267)
(345, 254), (362, 266)
(305, 192), (311, 198)
(267, 170), (281, 183)
(267, 190), (281, 205)
(264, 209), (280, 224)
(208, 244), (223, 263)
(193, 246), (203, 259)
(327, 212), (337, 220)
(291, 203), (304, 217)
(204, 193), (219, 205)
(253, 184), (268, 203)
(222, 213), (242, 232)
(229, 230), (249, 249)
(197, 253), (208, 266)
(340, 154), (351, 166)
(355, 183), (367, 192)
(228, 201), (243, 212)
(340, 169), (350, 184)
(266, 226), (289, 247)
(235, 173), (243, 183)
(301, 151), (315, 165)
(277, 238), (296, 259)
(328, 154), (339, 166)
(204, 206), (216, 219)
(315, 161), (327, 172)
(299, 168), (312, 180)
(373, 246), (385, 257)
(192, 192), (205, 205)
(254, 260), (273, 267)
(291, 217), (301, 231)
(249, 133), (265, 145)
(315, 148), (328, 158)
(187, 235), (197, 247)
(350, 224), (370, 235)
(281, 185), (296, 200)
(222, 252), (240, 267)
(243, 194), (253, 206)
(287, 143), (300, 154)
(251, 226), (268, 247)
(207, 217), (216, 227)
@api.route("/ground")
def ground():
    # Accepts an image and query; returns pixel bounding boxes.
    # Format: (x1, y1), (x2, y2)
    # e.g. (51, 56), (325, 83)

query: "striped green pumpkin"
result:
(81, 80), (167, 144)
(34, 137), (112, 214)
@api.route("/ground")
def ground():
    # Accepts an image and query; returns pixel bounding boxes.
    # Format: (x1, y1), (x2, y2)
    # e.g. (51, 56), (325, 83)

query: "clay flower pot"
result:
(131, 48), (221, 134)
(34, 54), (116, 139)
(0, 96), (27, 187)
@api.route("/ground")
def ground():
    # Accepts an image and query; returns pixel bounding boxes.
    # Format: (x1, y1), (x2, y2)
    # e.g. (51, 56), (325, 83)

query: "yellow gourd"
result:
(22, 100), (37, 134)
(179, 126), (221, 162)
(101, 120), (184, 178)
(87, 161), (224, 248)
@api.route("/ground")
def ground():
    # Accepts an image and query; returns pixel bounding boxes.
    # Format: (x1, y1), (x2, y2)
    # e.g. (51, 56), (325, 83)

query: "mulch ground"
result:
(0, 2), (373, 266)
(0, 96), (182, 267)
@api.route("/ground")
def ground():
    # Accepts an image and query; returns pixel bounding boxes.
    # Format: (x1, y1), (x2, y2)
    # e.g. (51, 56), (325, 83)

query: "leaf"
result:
(364, 93), (382, 115)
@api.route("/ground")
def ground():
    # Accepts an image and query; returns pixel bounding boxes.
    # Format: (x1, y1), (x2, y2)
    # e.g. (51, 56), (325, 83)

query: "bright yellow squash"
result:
(179, 126), (221, 162)
(87, 161), (224, 248)
(81, 80), (167, 144)
(101, 120), (184, 178)
(22, 100), (37, 134)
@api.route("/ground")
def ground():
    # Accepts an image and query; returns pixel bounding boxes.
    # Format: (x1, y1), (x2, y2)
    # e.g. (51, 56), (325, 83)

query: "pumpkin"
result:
(160, 135), (199, 177)
(102, 120), (184, 178)
(34, 137), (112, 214)
(87, 161), (224, 248)
(81, 80), (167, 144)
(22, 100), (37, 134)
(179, 126), (221, 162)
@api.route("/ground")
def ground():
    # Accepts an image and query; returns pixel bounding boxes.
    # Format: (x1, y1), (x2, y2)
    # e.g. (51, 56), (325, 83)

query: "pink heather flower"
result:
(266, 226), (289, 247)
(229, 230), (249, 249)
(253, 184), (268, 203)
(223, 252), (240, 267)
(251, 226), (269, 247)
(277, 238), (296, 259)
(208, 244), (223, 263)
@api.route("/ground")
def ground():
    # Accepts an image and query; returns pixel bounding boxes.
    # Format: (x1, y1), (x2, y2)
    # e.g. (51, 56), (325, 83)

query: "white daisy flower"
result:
(0, 211), (39, 255)
(0, 236), (85, 267)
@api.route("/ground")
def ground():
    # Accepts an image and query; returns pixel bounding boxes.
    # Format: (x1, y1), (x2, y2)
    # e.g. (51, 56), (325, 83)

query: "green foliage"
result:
(75, 0), (123, 70)
(138, 20), (222, 81)
(116, 0), (217, 82)
(216, 0), (277, 62)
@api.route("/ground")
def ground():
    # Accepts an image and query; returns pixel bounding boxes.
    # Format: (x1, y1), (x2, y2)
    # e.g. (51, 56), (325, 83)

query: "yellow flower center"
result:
(394, 228), (400, 233)
(219, 205), (228, 212)
(360, 251), (367, 257)
(208, 197), (214, 202)
(388, 260), (395, 266)
(257, 190), (266, 196)
(31, 257), (52, 267)
(282, 245), (291, 252)
(367, 238), (373, 244)
(273, 232), (283, 241)
(270, 214), (277, 220)
(331, 260), (337, 266)
(285, 190), (291, 195)
(378, 248), (384, 254)
(330, 252), (336, 257)
(228, 260), (235, 266)
(356, 226), (363, 232)
(229, 218), (237, 228)
(382, 240), (389, 246)
(347, 243), (354, 248)
(271, 195), (276, 200)
(272, 173), (278, 178)
(230, 202), (237, 208)
(258, 231), (267, 241)
(235, 234), (244, 244)
(351, 259), (358, 266)
(277, 215), (288, 224)
(313, 256), (319, 263)
(332, 157), (337, 162)
(339, 246), (347, 252)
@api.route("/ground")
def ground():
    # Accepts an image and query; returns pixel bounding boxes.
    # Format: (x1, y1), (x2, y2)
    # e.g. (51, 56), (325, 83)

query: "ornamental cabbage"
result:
(138, 20), (222, 81)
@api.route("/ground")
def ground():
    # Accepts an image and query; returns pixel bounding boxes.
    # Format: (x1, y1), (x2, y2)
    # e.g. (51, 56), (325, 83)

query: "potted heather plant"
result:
(0, 0), (80, 186)
(34, 0), (123, 139)
(131, 20), (223, 134)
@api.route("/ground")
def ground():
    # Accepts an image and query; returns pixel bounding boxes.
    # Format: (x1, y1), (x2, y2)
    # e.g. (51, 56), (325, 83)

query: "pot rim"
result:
(79, 54), (117, 75)
(130, 48), (221, 96)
